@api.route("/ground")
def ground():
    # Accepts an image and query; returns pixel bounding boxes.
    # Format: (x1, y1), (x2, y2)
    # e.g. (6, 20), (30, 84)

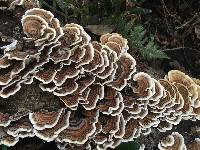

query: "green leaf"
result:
(115, 141), (140, 150)
(129, 7), (152, 15)
(38, 0), (44, 7)
(55, 0), (67, 12)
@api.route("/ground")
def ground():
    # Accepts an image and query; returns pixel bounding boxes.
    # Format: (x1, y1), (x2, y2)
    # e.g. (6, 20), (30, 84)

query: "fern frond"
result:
(142, 38), (169, 60)
(113, 15), (169, 60)
(131, 26), (169, 60)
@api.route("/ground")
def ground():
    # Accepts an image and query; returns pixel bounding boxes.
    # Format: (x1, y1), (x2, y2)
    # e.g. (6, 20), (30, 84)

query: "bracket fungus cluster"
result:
(0, 1), (200, 149)
(121, 70), (200, 138)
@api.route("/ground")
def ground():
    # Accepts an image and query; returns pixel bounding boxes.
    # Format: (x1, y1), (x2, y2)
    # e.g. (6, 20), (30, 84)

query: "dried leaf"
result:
(85, 25), (115, 36)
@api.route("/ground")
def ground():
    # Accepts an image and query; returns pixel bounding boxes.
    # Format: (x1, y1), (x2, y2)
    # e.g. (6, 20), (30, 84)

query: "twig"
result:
(162, 47), (200, 52)
(161, 0), (182, 25)
(161, 0), (170, 33)
(176, 13), (199, 30)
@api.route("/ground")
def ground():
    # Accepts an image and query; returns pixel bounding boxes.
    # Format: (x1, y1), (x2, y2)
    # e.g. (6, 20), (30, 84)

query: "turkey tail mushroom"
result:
(0, 6), (200, 150)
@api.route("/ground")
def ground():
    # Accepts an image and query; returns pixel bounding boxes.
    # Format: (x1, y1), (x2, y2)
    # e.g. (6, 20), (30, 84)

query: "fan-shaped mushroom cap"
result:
(149, 79), (165, 102)
(6, 118), (32, 137)
(123, 118), (141, 141)
(91, 44), (112, 78)
(125, 104), (143, 116)
(138, 112), (161, 129)
(24, 8), (54, 22)
(57, 76), (96, 109)
(100, 33), (128, 56)
(98, 114), (120, 135)
(82, 83), (104, 110)
(22, 8), (63, 48)
(52, 63), (80, 86)
(107, 53), (136, 91)
(111, 100), (124, 116)
(173, 82), (192, 115)
(97, 87), (122, 114)
(53, 77), (78, 96)
(158, 132), (187, 150)
(166, 70), (198, 102)
(0, 57), (13, 68)
(93, 133), (107, 145)
(34, 61), (61, 84)
(0, 58), (25, 86)
(50, 46), (71, 63)
(83, 49), (104, 72)
(105, 42), (122, 57)
(0, 76), (24, 98)
(113, 115), (125, 138)
(29, 109), (63, 130)
(154, 91), (171, 110)
(159, 79), (176, 102)
(131, 72), (154, 100)
(56, 109), (99, 144)
(34, 110), (71, 142)
(76, 43), (94, 67)
(59, 95), (81, 110)
(168, 84), (185, 111)
(22, 15), (48, 40)
(157, 120), (172, 132)
(60, 23), (91, 48)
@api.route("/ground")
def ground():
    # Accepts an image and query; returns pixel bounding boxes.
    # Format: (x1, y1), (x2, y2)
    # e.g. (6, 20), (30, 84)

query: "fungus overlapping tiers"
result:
(0, 5), (200, 150)
(0, 7), (137, 149)
(1, 8), (136, 108)
(124, 70), (200, 136)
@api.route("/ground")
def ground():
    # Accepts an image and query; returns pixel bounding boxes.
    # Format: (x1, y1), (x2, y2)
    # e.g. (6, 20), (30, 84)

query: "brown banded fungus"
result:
(0, 3), (200, 150)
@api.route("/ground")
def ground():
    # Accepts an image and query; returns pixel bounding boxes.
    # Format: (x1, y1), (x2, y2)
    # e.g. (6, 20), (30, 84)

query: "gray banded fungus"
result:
(1, 4), (200, 150)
